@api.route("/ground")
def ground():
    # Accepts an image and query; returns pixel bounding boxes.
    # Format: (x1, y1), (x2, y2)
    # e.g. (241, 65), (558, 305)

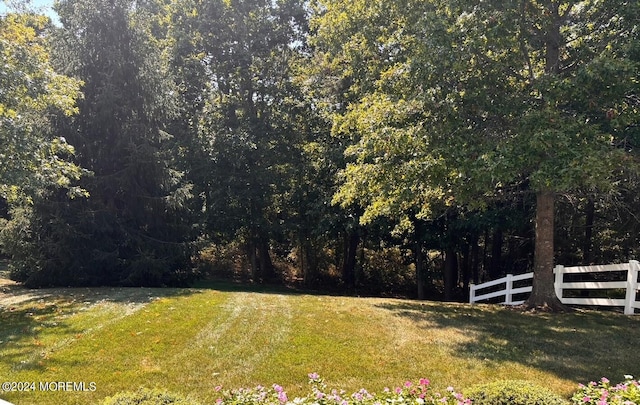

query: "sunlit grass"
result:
(1, 284), (639, 404)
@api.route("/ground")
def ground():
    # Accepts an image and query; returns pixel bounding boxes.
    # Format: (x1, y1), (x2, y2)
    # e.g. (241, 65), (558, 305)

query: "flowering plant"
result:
(214, 374), (471, 405)
(214, 383), (289, 405)
(572, 376), (640, 405)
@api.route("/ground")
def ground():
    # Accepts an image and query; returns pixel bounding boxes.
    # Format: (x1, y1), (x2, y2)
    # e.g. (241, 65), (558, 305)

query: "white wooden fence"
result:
(469, 260), (640, 315)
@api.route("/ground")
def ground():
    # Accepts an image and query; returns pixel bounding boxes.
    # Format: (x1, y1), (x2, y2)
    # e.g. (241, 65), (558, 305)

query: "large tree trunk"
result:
(525, 190), (567, 310)
(523, 2), (570, 312)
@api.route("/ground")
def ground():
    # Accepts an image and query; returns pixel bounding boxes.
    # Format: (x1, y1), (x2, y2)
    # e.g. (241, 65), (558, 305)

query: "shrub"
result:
(100, 388), (200, 405)
(572, 376), (640, 405)
(465, 380), (569, 405)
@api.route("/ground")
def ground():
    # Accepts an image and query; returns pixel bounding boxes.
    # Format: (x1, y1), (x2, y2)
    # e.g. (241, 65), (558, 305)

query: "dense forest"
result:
(0, 0), (638, 306)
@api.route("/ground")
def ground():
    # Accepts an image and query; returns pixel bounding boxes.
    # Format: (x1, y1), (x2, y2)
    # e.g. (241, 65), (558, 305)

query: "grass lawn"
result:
(1, 280), (639, 404)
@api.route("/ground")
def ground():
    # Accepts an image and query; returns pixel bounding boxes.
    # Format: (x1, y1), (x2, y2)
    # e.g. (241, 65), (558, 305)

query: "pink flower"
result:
(309, 373), (320, 380)
(278, 391), (288, 403)
(601, 377), (610, 384)
(405, 381), (413, 388)
(419, 379), (430, 387)
(583, 396), (591, 402)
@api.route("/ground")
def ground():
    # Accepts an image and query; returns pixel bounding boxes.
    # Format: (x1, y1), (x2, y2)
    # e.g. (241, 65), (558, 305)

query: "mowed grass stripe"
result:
(168, 292), (294, 390)
(2, 287), (640, 405)
(242, 295), (566, 396)
(2, 290), (230, 404)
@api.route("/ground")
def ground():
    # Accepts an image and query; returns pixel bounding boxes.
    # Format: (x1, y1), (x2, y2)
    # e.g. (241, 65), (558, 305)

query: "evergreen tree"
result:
(7, 0), (195, 287)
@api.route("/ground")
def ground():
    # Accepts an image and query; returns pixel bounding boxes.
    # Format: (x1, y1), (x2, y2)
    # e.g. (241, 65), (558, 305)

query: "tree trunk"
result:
(461, 243), (471, 302)
(416, 240), (425, 300)
(525, 190), (567, 310)
(489, 228), (503, 279)
(257, 238), (275, 281)
(300, 236), (318, 286)
(523, 3), (570, 312)
(583, 196), (595, 264)
(412, 216), (426, 300)
(482, 229), (489, 282)
(341, 229), (359, 289)
(471, 234), (480, 285)
(248, 239), (259, 281)
(443, 248), (457, 301)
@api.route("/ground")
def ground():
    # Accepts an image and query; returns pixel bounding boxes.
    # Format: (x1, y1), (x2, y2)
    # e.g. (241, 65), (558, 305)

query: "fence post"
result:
(469, 283), (476, 304)
(505, 274), (513, 305)
(554, 265), (564, 301)
(624, 260), (640, 315)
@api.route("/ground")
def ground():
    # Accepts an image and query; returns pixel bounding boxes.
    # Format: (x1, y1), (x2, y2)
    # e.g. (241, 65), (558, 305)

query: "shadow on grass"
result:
(0, 283), (199, 373)
(376, 301), (640, 384)
(192, 278), (403, 299)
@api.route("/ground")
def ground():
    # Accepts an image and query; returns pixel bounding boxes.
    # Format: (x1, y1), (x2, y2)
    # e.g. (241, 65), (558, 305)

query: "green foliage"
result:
(316, 0), (640, 219)
(0, 11), (85, 202)
(100, 388), (200, 405)
(359, 246), (415, 296)
(2, 0), (640, 297)
(465, 380), (569, 405)
(2, 0), (196, 287)
(166, 0), (326, 281)
(571, 376), (640, 405)
(0, 205), (38, 281)
(310, 0), (640, 305)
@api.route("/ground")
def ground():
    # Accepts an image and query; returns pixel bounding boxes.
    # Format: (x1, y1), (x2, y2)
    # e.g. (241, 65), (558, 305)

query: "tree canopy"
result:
(0, 11), (84, 202)
(312, 0), (640, 307)
(0, 0), (638, 305)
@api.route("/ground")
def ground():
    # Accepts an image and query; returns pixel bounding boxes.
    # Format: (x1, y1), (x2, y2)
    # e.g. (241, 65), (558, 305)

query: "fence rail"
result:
(469, 260), (640, 315)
